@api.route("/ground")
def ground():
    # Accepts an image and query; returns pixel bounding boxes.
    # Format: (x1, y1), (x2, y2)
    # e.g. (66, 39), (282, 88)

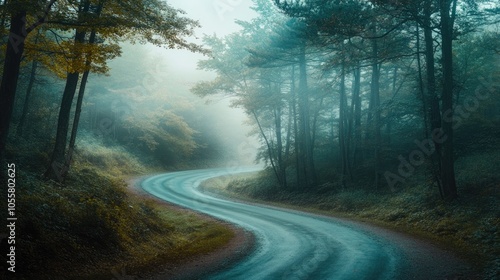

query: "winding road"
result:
(141, 167), (473, 280)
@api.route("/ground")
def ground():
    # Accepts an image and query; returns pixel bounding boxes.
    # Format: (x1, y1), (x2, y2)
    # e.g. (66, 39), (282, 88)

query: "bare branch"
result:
(26, 0), (58, 34)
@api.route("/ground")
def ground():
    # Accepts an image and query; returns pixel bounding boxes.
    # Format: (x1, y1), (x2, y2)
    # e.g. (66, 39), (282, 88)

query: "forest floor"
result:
(199, 167), (499, 279)
(0, 140), (247, 279)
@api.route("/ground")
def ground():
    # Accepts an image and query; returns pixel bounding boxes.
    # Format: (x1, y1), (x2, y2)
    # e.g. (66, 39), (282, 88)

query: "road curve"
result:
(141, 167), (472, 280)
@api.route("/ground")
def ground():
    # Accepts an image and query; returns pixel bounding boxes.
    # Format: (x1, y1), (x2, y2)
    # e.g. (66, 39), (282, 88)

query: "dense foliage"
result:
(194, 0), (500, 199)
(0, 1), (239, 277)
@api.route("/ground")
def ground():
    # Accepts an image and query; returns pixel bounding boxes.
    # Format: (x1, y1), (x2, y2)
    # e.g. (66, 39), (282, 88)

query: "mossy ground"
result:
(0, 139), (234, 279)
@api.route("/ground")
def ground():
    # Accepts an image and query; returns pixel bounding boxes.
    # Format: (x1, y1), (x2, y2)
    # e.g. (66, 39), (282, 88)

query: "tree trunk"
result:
(284, 91), (293, 189)
(68, 70), (89, 150)
(291, 66), (301, 190)
(386, 66), (398, 145)
(298, 44), (316, 188)
(253, 110), (282, 187)
(339, 61), (350, 188)
(370, 36), (382, 189)
(297, 46), (307, 188)
(0, 0), (56, 157)
(416, 23), (428, 138)
(45, 1), (90, 181)
(45, 71), (81, 181)
(0, 10), (27, 157)
(17, 29), (42, 138)
(16, 60), (38, 138)
(274, 106), (287, 189)
(439, 0), (458, 200)
(424, 0), (444, 197)
(351, 66), (362, 168)
(310, 96), (323, 159)
(66, 1), (103, 173)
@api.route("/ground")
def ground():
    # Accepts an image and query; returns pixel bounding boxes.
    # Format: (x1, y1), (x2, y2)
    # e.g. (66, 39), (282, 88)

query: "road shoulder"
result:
(199, 176), (483, 279)
(126, 176), (256, 280)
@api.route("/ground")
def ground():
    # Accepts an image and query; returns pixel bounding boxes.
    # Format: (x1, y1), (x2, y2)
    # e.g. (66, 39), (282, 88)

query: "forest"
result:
(193, 0), (500, 277)
(0, 0), (499, 278)
(195, 0), (500, 198)
(0, 0), (248, 278)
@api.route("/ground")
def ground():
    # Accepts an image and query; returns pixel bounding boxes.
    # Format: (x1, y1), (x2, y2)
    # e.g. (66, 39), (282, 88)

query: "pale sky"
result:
(168, 0), (258, 36)
(156, 0), (258, 79)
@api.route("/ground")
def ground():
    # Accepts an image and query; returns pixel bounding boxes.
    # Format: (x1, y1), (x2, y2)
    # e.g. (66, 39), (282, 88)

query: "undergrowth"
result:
(200, 152), (500, 279)
(0, 137), (234, 279)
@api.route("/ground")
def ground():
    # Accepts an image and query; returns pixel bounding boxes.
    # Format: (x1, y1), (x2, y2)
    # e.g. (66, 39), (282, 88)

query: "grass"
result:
(200, 155), (500, 279)
(0, 137), (235, 279)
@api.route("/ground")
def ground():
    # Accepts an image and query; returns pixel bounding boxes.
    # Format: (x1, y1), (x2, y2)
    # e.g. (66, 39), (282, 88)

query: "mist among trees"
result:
(0, 2), (254, 277)
(194, 0), (500, 199)
(0, 0), (250, 178)
(0, 0), (499, 278)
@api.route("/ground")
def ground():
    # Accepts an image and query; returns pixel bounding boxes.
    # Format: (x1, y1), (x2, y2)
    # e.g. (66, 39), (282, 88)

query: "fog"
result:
(92, 0), (260, 166)
(1, 0), (499, 278)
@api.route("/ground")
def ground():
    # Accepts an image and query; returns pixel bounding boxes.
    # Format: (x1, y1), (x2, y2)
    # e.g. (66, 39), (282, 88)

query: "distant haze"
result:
(103, 0), (259, 165)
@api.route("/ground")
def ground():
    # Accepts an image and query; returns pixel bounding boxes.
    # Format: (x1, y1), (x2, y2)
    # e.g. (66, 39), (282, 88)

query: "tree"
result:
(44, 0), (203, 181)
(0, 0), (57, 158)
(46, 0), (92, 181)
(438, 0), (458, 199)
(275, 0), (412, 189)
(194, 0), (499, 199)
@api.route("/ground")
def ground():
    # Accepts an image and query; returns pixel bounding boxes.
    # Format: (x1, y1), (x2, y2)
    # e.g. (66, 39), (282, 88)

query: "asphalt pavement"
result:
(141, 167), (473, 280)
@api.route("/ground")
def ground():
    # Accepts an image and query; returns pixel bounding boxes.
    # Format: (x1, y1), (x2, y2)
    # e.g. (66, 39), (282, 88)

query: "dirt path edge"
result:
(125, 175), (256, 280)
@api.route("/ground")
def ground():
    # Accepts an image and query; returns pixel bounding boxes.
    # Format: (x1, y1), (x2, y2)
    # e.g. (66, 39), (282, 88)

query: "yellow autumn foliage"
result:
(15, 0), (204, 79)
